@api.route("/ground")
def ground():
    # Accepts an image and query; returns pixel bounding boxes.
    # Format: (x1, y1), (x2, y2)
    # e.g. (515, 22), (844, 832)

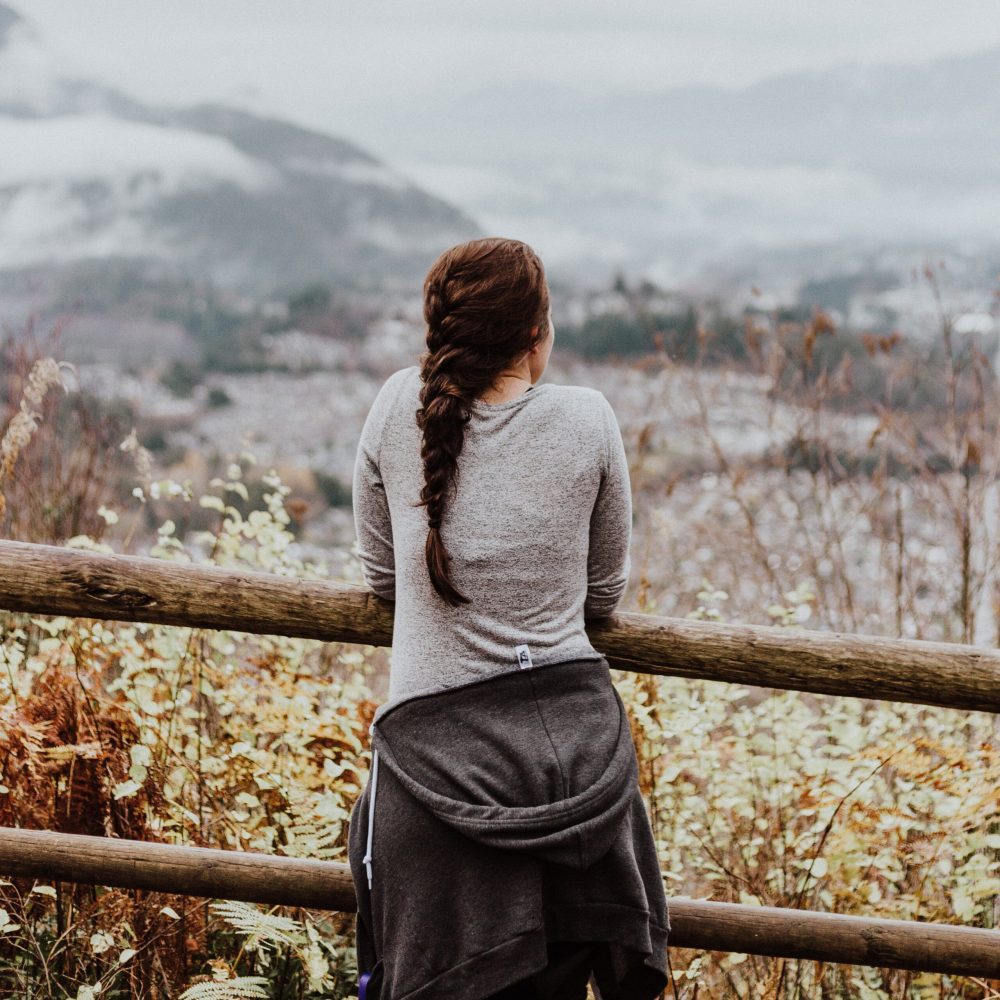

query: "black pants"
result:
(483, 940), (606, 1000)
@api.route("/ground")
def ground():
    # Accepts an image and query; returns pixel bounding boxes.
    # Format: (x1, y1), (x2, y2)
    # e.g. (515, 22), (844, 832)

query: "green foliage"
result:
(313, 469), (352, 508)
(156, 290), (268, 374)
(140, 426), (170, 453)
(620, 578), (1000, 998)
(4, 323), (999, 997)
(566, 312), (657, 358)
(558, 306), (750, 365)
(207, 386), (233, 408)
(0, 457), (375, 998)
(287, 283), (332, 320)
(799, 270), (898, 315)
(159, 359), (202, 398)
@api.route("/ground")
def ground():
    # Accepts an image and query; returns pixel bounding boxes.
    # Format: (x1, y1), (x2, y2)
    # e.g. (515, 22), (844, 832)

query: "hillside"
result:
(0, 2), (479, 294)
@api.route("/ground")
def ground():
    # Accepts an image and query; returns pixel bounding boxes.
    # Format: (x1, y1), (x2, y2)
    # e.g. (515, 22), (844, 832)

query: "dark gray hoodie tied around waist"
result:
(347, 653), (671, 1000)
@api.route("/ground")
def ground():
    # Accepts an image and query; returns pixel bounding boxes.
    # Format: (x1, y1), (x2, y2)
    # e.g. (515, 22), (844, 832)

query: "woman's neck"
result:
(477, 373), (533, 404)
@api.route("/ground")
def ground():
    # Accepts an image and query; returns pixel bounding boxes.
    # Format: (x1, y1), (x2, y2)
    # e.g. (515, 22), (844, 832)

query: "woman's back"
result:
(353, 364), (632, 725)
(349, 238), (668, 1000)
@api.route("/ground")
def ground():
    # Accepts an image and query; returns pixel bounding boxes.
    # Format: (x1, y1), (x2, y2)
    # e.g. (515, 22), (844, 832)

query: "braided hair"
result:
(414, 237), (550, 607)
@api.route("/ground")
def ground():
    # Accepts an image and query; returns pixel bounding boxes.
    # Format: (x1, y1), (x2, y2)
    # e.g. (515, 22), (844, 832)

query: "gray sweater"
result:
(352, 365), (632, 724)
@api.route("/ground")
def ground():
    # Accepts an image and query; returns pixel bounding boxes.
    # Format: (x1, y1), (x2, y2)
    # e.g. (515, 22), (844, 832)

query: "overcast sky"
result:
(21, 0), (1000, 163)
(10, 2), (1000, 284)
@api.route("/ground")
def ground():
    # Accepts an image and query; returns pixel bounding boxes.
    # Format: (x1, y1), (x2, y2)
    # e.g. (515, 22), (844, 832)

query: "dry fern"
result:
(208, 900), (305, 956)
(177, 975), (270, 1000)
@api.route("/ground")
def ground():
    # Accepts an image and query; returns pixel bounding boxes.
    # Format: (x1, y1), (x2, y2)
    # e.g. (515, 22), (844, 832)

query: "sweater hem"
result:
(383, 903), (669, 1000)
(389, 924), (549, 1000)
(544, 901), (670, 1000)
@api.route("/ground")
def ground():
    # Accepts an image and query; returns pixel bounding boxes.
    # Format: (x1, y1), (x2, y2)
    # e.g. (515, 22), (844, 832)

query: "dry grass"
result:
(2, 270), (1000, 998)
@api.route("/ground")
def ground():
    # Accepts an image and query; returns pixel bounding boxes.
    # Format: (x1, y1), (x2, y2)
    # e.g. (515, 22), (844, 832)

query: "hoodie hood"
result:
(370, 655), (638, 870)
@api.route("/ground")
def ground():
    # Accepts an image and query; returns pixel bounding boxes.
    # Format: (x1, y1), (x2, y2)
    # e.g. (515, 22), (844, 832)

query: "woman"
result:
(348, 238), (670, 1000)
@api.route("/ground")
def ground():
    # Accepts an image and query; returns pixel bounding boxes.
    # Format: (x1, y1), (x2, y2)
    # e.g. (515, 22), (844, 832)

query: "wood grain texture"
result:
(1, 539), (997, 713)
(0, 826), (356, 911)
(663, 897), (1000, 977)
(1, 828), (998, 976)
(0, 538), (394, 647)
(2, 538), (999, 976)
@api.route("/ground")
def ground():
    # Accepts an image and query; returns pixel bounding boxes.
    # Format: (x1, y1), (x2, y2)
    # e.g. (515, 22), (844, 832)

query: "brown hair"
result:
(414, 237), (551, 607)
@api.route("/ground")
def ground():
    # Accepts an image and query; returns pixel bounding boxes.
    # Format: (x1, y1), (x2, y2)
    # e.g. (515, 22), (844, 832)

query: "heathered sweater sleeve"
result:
(584, 395), (633, 618)
(352, 371), (408, 602)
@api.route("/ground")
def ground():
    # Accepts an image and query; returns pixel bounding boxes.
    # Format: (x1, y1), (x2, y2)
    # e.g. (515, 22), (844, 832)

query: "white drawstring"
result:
(362, 722), (378, 890)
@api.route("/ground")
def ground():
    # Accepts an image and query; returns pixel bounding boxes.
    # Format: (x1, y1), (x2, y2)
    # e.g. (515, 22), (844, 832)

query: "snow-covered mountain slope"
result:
(0, 3), (478, 292)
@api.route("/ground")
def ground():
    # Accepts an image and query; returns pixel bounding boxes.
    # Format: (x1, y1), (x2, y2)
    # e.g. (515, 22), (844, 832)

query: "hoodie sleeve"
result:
(584, 394), (632, 619)
(353, 371), (408, 602)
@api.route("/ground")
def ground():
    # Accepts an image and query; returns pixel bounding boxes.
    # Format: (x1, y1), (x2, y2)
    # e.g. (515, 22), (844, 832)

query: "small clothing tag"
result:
(515, 643), (534, 669)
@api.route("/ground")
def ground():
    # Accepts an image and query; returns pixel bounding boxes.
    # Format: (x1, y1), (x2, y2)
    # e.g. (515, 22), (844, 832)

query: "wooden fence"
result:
(1, 538), (999, 978)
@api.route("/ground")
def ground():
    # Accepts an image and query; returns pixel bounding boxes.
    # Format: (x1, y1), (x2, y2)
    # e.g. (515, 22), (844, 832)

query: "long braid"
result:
(413, 238), (550, 607)
(416, 296), (474, 604)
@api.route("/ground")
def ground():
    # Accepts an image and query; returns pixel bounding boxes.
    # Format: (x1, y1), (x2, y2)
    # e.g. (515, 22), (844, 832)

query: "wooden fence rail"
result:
(1, 539), (999, 714)
(2, 828), (999, 979)
(1, 538), (999, 979)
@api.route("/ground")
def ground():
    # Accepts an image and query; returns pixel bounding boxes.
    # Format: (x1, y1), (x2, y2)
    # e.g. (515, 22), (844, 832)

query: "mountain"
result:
(635, 46), (1000, 189)
(379, 46), (1000, 286)
(0, 2), (479, 294)
(4, 0), (997, 295)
